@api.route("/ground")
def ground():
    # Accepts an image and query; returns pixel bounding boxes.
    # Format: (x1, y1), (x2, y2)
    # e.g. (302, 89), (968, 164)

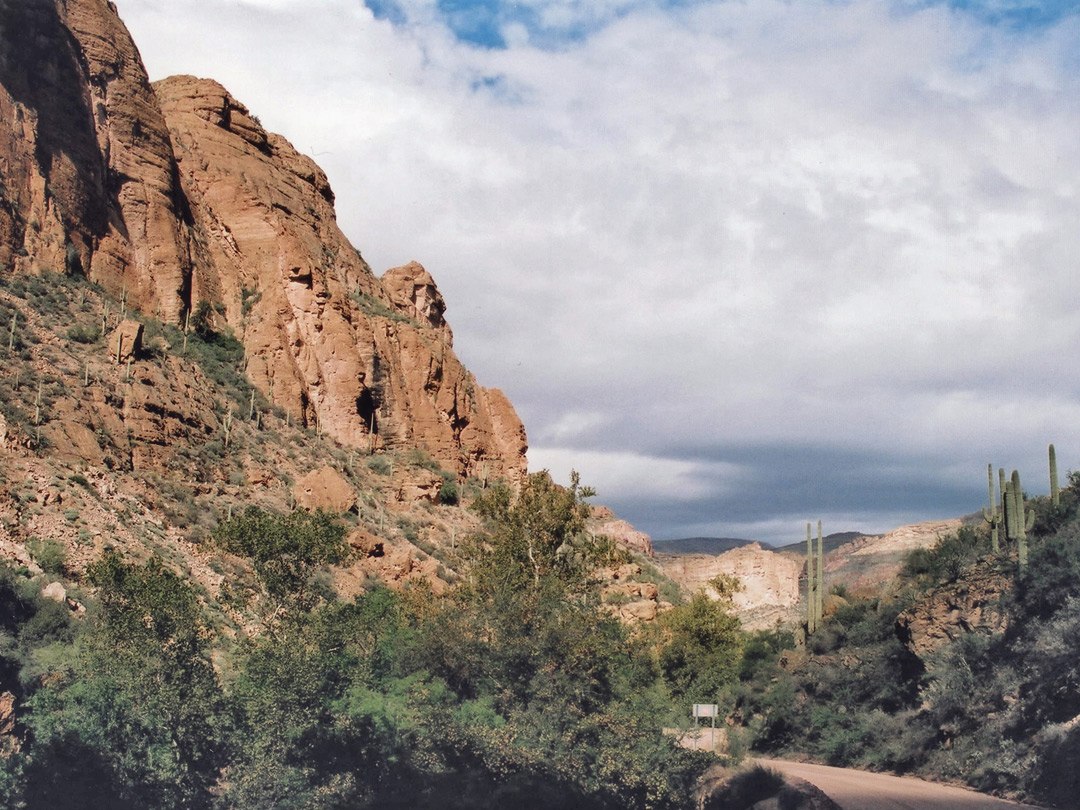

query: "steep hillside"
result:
(0, 0), (526, 485)
(734, 477), (1080, 808)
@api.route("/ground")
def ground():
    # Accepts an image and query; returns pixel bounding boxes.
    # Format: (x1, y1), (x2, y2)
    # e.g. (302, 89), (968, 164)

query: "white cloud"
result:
(115, 0), (1080, 539)
(528, 447), (741, 504)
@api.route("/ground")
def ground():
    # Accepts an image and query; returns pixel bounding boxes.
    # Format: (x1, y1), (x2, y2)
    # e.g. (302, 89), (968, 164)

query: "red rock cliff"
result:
(0, 0), (527, 483)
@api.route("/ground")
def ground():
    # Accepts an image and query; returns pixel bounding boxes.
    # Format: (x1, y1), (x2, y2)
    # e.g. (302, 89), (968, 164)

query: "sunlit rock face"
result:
(0, 0), (528, 484)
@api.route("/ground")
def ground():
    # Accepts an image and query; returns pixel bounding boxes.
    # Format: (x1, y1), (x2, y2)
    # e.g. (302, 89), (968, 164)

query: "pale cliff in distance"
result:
(657, 519), (965, 630)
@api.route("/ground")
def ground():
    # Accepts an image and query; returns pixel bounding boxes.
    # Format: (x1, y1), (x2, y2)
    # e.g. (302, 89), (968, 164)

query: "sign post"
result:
(692, 703), (719, 752)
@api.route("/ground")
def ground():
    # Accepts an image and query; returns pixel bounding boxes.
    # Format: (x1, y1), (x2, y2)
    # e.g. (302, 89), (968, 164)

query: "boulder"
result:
(111, 319), (143, 362)
(293, 467), (356, 513)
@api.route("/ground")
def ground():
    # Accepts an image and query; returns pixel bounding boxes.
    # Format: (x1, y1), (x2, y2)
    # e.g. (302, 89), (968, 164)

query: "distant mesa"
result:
(772, 531), (871, 555)
(652, 537), (766, 556)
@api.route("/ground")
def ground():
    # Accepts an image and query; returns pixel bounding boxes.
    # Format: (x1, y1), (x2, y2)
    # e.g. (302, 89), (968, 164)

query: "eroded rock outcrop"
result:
(294, 467), (356, 514)
(589, 506), (654, 556)
(895, 559), (1011, 661)
(661, 543), (802, 610)
(834, 519), (962, 591)
(154, 75), (525, 483)
(658, 543), (804, 630)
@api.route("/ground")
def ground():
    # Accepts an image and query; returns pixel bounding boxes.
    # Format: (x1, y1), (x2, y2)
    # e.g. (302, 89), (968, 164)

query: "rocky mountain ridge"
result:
(657, 519), (965, 629)
(0, 0), (526, 484)
(0, 0), (676, 618)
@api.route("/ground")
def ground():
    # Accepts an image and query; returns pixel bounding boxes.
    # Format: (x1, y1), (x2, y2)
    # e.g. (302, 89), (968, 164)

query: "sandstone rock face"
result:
(0, 0), (191, 319)
(293, 467), (356, 514)
(661, 543), (802, 610)
(589, 506), (654, 556)
(154, 75), (525, 483)
(895, 559), (1011, 661)
(382, 261), (452, 344)
(0, 1), (528, 486)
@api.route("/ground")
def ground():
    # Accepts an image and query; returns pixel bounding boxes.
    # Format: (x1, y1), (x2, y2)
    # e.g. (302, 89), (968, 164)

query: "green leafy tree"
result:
(659, 576), (744, 702)
(213, 507), (349, 607)
(468, 470), (621, 596)
(11, 552), (229, 810)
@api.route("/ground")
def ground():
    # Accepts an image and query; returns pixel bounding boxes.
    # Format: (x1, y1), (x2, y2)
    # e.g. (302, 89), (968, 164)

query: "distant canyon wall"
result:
(659, 543), (803, 629)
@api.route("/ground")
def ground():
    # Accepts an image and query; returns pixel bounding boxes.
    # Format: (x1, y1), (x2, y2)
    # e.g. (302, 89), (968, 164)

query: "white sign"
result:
(692, 703), (718, 718)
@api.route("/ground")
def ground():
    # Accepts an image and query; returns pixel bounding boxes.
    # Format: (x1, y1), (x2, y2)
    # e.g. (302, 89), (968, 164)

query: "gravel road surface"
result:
(758, 759), (1039, 810)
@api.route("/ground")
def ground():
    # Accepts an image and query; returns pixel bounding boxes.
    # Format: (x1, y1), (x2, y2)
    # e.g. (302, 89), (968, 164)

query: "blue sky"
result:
(361, 0), (1080, 49)
(120, 0), (1080, 544)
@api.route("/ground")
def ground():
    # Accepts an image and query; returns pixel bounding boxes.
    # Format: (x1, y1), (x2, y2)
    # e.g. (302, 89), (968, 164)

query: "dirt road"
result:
(758, 759), (1037, 810)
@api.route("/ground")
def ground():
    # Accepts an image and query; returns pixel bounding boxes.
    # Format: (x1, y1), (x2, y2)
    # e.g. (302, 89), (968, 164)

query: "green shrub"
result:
(366, 455), (392, 475)
(27, 538), (66, 575)
(213, 507), (349, 603)
(438, 471), (459, 505)
(65, 323), (100, 344)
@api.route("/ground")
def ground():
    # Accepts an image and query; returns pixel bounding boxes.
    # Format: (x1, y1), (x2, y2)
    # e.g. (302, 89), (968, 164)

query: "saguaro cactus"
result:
(816, 520), (825, 626)
(1011, 469), (1035, 571)
(1050, 444), (1060, 507)
(983, 464), (1001, 553)
(999, 468), (1007, 521)
(806, 522), (816, 634)
(1004, 478), (1017, 540)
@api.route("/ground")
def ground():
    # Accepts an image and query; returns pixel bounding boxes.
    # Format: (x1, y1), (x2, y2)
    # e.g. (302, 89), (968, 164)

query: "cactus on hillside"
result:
(983, 464), (1001, 553)
(999, 467), (1007, 521)
(1050, 444), (1060, 507)
(806, 522), (816, 635)
(816, 520), (825, 627)
(1004, 478), (1017, 540)
(1011, 469), (1035, 571)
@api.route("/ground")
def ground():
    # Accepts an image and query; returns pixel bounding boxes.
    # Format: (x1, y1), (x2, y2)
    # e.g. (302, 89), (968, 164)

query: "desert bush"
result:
(366, 454), (392, 475)
(27, 537), (66, 575)
(65, 322), (100, 344)
(438, 470), (459, 505)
